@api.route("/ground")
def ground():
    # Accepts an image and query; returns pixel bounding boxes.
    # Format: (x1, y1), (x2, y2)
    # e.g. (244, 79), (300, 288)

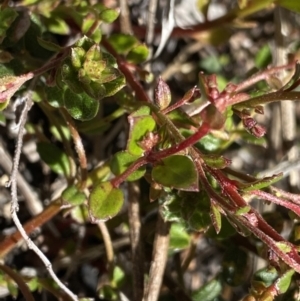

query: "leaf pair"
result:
(45, 37), (126, 120)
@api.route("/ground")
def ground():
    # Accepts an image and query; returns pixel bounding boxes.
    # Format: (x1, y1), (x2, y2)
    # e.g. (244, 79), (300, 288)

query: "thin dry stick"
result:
(128, 182), (144, 301)
(119, 0), (133, 34)
(145, 0), (158, 48)
(0, 143), (43, 216)
(0, 264), (35, 301)
(0, 200), (61, 257)
(98, 221), (115, 278)
(144, 0), (159, 100)
(143, 210), (170, 301)
(275, 8), (299, 190)
(6, 94), (78, 301)
(61, 109), (88, 190)
(181, 233), (200, 272)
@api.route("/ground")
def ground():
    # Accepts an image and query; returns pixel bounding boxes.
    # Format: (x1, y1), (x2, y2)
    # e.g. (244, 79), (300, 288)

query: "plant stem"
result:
(97, 221), (115, 279)
(102, 38), (151, 104)
(128, 182), (144, 301)
(0, 264), (35, 301)
(232, 91), (300, 109)
(0, 200), (61, 257)
(6, 92), (78, 300)
(61, 109), (88, 189)
(234, 62), (296, 92)
(143, 210), (170, 301)
(250, 190), (300, 216)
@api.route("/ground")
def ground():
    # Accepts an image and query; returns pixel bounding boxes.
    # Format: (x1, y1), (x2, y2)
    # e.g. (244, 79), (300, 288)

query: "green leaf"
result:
(63, 88), (99, 121)
(152, 155), (198, 191)
(167, 109), (198, 127)
(96, 66), (119, 84)
(127, 112), (156, 156)
(71, 47), (86, 69)
(26, 277), (39, 291)
(275, 241), (292, 253)
(275, 269), (294, 293)
(202, 154), (229, 169)
(0, 8), (18, 43)
(37, 37), (62, 52)
(169, 223), (191, 251)
(161, 193), (184, 223)
(98, 285), (118, 300)
(111, 265), (125, 288)
(239, 130), (267, 147)
(210, 202), (222, 234)
(44, 16), (70, 35)
(192, 279), (222, 301)
(85, 43), (102, 61)
(0, 111), (6, 126)
(131, 105), (151, 116)
(277, 0), (300, 13)
(61, 62), (84, 94)
(0, 50), (14, 64)
(102, 75), (126, 96)
(61, 185), (86, 206)
(89, 181), (124, 222)
(195, 133), (221, 152)
(80, 80), (106, 99)
(127, 44), (149, 64)
(44, 85), (64, 108)
(99, 8), (119, 23)
(107, 33), (138, 54)
(37, 142), (70, 176)
(110, 151), (146, 181)
(188, 210), (211, 231)
(238, 173), (283, 192)
(255, 44), (271, 69)
(254, 267), (278, 286)
(70, 204), (89, 224)
(235, 205), (251, 215)
(75, 35), (95, 51)
(199, 54), (223, 73)
(7, 281), (18, 298)
(221, 246), (248, 286)
(206, 216), (236, 240)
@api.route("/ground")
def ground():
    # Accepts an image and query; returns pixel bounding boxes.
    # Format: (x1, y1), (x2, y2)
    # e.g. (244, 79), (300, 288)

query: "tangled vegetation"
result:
(1, 0), (300, 300)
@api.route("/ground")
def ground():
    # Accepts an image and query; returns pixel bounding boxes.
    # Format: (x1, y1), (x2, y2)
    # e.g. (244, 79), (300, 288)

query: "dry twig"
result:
(143, 209), (170, 301)
(6, 92), (78, 301)
(128, 182), (144, 301)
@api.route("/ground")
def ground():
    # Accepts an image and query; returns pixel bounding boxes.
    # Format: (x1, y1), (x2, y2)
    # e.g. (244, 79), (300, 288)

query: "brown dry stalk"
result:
(128, 182), (144, 301)
(143, 209), (170, 301)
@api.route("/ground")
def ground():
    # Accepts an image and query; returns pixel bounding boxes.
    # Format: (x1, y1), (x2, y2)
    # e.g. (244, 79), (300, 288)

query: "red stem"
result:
(148, 122), (210, 161)
(161, 86), (199, 114)
(234, 62), (296, 92)
(250, 190), (300, 217)
(207, 167), (284, 242)
(111, 157), (147, 188)
(101, 38), (151, 104)
(238, 214), (300, 273)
